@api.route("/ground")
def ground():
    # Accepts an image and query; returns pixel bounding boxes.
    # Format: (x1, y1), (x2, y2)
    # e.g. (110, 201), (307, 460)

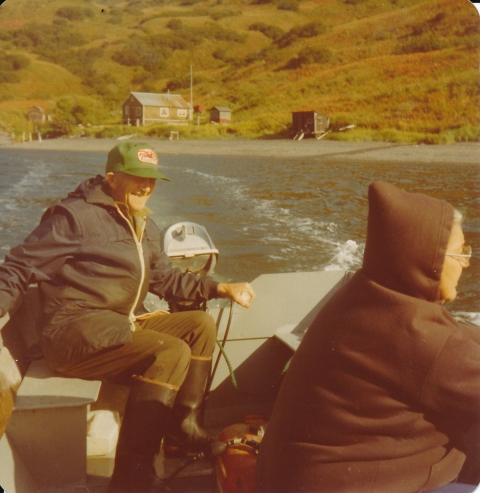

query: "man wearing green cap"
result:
(0, 141), (256, 493)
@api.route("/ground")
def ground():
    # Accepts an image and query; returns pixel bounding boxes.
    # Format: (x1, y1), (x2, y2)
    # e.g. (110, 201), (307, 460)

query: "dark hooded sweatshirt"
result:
(0, 176), (219, 369)
(257, 181), (480, 493)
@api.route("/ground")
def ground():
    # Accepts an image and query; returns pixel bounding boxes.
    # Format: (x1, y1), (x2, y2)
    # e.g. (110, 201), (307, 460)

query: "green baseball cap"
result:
(105, 142), (171, 180)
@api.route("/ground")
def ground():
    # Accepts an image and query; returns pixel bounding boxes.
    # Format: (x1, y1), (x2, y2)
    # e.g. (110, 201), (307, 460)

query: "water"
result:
(0, 148), (478, 319)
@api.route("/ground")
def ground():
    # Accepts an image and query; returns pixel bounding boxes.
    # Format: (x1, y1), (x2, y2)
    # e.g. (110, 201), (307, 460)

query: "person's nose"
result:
(140, 179), (155, 193)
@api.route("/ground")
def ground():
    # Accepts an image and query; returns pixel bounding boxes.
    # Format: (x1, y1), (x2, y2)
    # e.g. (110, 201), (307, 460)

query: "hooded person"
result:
(257, 180), (480, 493)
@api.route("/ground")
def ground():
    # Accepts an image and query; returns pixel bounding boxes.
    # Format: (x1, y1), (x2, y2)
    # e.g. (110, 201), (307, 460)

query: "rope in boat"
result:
(211, 301), (291, 396)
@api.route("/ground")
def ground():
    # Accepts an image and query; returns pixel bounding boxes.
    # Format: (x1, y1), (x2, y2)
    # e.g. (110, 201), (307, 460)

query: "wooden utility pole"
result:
(190, 64), (193, 121)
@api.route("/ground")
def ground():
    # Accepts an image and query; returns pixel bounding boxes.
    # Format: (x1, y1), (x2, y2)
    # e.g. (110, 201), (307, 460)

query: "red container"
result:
(216, 416), (267, 493)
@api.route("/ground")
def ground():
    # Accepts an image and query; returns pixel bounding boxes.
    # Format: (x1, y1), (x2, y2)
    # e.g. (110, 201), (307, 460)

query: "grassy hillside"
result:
(0, 0), (478, 143)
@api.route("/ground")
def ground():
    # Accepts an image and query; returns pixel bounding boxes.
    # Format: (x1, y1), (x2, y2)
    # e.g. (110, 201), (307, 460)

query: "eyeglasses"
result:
(445, 245), (472, 267)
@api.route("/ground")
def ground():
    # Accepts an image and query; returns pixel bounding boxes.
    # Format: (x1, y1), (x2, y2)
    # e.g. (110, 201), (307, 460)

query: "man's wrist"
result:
(217, 283), (227, 298)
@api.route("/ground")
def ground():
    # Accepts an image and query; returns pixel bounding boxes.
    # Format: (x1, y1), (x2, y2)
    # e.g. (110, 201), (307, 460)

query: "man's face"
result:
(106, 172), (156, 212)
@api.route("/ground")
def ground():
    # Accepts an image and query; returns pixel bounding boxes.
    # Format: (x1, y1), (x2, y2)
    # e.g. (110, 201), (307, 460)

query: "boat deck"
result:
(85, 452), (216, 493)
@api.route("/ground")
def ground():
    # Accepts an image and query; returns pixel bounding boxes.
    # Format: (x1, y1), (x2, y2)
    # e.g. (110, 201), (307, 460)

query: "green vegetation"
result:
(289, 47), (334, 68)
(0, 51), (30, 82)
(0, 0), (478, 144)
(276, 22), (330, 48)
(249, 22), (285, 41)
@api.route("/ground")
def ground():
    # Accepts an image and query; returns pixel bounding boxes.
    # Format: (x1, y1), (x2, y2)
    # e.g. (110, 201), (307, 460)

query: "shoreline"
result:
(1, 136), (479, 165)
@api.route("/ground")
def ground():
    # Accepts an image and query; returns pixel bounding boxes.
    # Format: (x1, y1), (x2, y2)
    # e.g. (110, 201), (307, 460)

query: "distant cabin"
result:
(291, 111), (330, 138)
(122, 92), (192, 126)
(210, 106), (232, 124)
(27, 106), (47, 124)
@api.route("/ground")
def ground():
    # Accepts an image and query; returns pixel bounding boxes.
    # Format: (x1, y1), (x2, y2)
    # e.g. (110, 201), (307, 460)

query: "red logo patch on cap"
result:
(137, 149), (158, 166)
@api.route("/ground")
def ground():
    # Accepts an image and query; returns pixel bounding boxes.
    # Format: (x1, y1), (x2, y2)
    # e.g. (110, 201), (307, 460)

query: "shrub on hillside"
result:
(249, 22), (285, 40)
(211, 9), (241, 21)
(236, 45), (283, 68)
(50, 47), (104, 81)
(112, 22), (245, 74)
(289, 46), (333, 68)
(149, 29), (202, 51)
(428, 12), (446, 26)
(230, 82), (262, 109)
(0, 109), (31, 135)
(277, 0), (299, 12)
(165, 31), (201, 50)
(394, 32), (446, 54)
(276, 22), (328, 48)
(53, 96), (111, 126)
(205, 22), (248, 43)
(166, 18), (183, 30)
(131, 68), (150, 85)
(213, 48), (234, 63)
(0, 52), (30, 84)
(56, 6), (95, 21)
(240, 49), (266, 67)
(299, 22), (328, 38)
(113, 39), (168, 74)
(0, 52), (30, 71)
(138, 81), (157, 93)
(11, 22), (87, 58)
(83, 72), (124, 101)
(411, 24), (429, 37)
(165, 77), (191, 91)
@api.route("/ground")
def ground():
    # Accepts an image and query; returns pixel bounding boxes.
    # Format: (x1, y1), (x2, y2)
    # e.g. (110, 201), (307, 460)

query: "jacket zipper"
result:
(116, 207), (146, 331)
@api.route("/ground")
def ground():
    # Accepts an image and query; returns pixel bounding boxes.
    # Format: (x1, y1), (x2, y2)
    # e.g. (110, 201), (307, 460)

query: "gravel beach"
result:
(1, 134), (479, 166)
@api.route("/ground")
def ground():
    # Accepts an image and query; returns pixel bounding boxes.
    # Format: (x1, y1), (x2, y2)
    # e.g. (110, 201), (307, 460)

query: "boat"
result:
(0, 223), (478, 493)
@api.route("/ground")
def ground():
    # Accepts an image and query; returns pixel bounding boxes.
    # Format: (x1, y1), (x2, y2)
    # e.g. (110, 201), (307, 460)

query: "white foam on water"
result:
(1, 161), (52, 212)
(453, 312), (480, 326)
(324, 240), (365, 271)
(183, 168), (239, 185)
(181, 167), (342, 252)
(261, 235), (288, 243)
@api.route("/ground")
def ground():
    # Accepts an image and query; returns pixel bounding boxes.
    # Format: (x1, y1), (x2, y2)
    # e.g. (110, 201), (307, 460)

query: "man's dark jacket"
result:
(0, 176), (219, 369)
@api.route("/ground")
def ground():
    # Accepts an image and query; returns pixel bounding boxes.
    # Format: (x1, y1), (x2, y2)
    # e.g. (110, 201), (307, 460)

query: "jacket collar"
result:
(69, 175), (153, 218)
(66, 175), (114, 207)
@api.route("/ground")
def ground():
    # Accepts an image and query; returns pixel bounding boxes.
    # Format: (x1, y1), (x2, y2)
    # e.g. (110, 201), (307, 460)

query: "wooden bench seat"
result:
(0, 287), (101, 493)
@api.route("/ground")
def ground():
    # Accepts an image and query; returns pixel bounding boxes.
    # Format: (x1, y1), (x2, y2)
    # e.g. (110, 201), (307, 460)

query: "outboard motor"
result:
(163, 222), (219, 313)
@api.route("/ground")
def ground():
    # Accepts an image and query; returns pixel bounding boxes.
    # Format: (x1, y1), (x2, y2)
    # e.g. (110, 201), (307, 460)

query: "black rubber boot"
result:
(108, 379), (177, 493)
(163, 358), (215, 457)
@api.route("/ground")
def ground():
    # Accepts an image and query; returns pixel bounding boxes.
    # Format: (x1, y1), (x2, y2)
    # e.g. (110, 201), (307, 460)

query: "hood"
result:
(67, 175), (115, 206)
(361, 181), (453, 301)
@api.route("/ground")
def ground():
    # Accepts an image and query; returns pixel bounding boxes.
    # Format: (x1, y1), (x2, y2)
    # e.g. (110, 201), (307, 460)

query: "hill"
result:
(0, 0), (478, 143)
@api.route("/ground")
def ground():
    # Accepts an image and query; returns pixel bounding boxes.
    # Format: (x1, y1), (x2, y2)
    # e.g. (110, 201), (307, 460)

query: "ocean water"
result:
(0, 147), (478, 320)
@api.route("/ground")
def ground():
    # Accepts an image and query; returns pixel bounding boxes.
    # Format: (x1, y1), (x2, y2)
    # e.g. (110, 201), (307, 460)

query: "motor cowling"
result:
(163, 222), (219, 313)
